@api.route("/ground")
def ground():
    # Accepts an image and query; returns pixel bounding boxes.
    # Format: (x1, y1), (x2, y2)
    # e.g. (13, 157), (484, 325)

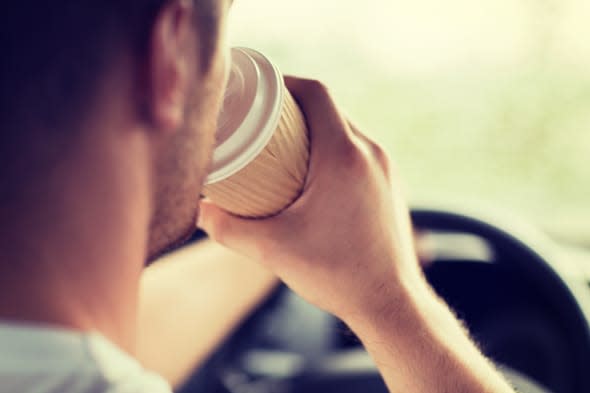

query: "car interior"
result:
(174, 1), (590, 392)
(177, 207), (590, 393)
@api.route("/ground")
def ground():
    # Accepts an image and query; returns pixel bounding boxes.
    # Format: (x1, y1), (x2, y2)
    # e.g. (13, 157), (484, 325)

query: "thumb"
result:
(197, 200), (273, 261)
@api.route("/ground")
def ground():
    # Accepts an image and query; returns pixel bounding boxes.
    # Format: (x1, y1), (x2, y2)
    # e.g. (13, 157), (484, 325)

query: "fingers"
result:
(285, 75), (393, 185)
(284, 76), (356, 151)
(197, 200), (273, 261)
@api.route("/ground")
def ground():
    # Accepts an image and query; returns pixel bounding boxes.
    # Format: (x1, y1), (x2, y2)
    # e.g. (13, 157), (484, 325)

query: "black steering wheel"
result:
(411, 208), (590, 393)
(179, 208), (590, 393)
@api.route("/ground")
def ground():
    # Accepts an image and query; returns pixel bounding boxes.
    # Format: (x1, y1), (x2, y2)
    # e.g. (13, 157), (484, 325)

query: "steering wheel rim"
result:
(411, 208), (590, 393)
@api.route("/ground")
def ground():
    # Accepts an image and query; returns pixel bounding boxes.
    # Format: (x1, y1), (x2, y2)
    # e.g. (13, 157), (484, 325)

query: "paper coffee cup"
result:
(203, 47), (310, 218)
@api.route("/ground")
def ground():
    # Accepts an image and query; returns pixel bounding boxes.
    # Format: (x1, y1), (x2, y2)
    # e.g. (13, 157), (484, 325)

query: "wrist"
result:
(342, 280), (515, 393)
(339, 269), (437, 332)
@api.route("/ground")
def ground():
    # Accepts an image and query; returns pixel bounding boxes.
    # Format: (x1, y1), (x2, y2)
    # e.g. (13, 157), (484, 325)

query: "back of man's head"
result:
(0, 1), (218, 205)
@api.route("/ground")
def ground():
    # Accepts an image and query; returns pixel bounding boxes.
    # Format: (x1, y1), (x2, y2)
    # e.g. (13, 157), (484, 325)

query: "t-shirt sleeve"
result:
(102, 370), (173, 393)
(82, 334), (174, 393)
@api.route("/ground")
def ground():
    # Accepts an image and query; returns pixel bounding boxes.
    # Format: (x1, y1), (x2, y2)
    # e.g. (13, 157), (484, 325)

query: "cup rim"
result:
(205, 47), (285, 185)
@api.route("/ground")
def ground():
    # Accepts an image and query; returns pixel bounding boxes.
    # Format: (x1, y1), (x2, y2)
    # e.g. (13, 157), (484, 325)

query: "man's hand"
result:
(198, 76), (515, 392)
(198, 76), (420, 319)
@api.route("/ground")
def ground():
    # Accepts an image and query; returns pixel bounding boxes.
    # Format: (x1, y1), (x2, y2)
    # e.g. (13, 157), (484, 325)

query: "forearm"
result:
(136, 239), (278, 388)
(345, 276), (515, 393)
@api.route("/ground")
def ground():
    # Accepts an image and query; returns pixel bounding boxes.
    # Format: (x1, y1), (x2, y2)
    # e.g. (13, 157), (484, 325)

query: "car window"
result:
(228, 0), (590, 248)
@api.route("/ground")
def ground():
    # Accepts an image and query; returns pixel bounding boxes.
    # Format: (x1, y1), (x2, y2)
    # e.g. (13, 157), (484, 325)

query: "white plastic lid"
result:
(206, 47), (285, 185)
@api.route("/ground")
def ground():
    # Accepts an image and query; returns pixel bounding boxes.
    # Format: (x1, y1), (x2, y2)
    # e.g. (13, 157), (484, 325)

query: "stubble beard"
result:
(145, 96), (218, 263)
(145, 43), (228, 263)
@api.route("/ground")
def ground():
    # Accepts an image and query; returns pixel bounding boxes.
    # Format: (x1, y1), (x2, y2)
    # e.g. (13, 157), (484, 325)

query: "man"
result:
(0, 1), (516, 392)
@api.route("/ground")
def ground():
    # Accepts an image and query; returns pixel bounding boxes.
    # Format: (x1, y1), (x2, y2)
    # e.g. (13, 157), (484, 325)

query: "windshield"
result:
(229, 0), (590, 248)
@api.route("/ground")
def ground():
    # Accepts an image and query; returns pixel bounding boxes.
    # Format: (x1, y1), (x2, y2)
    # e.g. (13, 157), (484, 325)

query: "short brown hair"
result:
(0, 1), (219, 202)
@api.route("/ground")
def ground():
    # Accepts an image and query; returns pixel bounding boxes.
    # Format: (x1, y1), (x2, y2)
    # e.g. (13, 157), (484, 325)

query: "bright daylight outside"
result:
(228, 0), (590, 248)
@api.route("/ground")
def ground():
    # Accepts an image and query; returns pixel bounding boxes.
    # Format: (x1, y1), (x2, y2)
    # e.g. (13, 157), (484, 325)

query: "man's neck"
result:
(0, 259), (141, 350)
(0, 122), (152, 354)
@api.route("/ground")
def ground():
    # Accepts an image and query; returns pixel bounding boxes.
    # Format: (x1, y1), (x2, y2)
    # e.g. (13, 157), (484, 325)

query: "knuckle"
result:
(303, 79), (331, 98)
(385, 158), (399, 180)
(369, 140), (385, 159)
(371, 142), (392, 173)
(305, 78), (328, 92)
(340, 137), (395, 180)
(340, 138), (371, 174)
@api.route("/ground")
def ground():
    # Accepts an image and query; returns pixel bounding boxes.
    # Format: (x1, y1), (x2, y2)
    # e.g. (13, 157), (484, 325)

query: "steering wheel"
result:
(179, 208), (590, 393)
(411, 208), (590, 393)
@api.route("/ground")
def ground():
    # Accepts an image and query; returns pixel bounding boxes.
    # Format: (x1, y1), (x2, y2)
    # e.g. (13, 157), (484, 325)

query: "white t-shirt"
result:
(0, 322), (172, 393)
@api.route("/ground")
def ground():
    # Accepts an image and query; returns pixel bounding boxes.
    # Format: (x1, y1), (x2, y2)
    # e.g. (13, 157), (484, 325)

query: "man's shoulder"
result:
(0, 323), (172, 393)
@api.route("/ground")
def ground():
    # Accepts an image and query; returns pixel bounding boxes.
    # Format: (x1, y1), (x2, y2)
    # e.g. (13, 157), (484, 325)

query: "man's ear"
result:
(148, 0), (196, 133)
